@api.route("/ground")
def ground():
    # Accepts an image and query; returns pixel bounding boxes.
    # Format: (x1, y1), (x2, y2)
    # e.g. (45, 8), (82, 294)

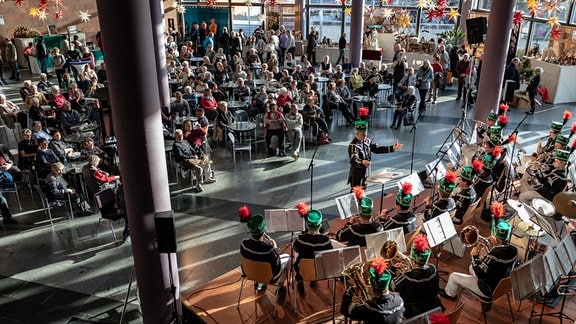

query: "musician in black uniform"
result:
(337, 197), (383, 247)
(475, 111), (498, 144)
(441, 203), (517, 312)
(348, 120), (402, 189)
(240, 214), (290, 296)
(380, 182), (417, 234)
(341, 257), (405, 323)
(474, 147), (500, 202)
(539, 121), (563, 156)
(540, 134), (568, 166)
(453, 161), (482, 224)
(293, 209), (332, 295)
(394, 233), (441, 319)
(519, 149), (569, 204)
(423, 170), (457, 220)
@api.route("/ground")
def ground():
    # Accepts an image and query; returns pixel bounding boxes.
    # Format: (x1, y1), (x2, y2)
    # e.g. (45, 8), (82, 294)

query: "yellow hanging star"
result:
(527, 0), (538, 10)
(29, 7), (39, 17)
(397, 10), (412, 29)
(79, 10), (91, 23)
(448, 8), (460, 21)
(38, 10), (48, 21)
(345, 6), (352, 16)
(245, 0), (252, 6)
(176, 4), (186, 13)
(547, 15), (560, 27)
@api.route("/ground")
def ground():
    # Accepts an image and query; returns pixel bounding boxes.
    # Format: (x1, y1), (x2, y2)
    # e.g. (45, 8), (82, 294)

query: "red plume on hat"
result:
(401, 182), (413, 196)
(498, 115), (509, 128)
(563, 110), (573, 126)
(501, 133), (516, 145)
(296, 202), (309, 217)
(498, 103), (509, 115)
(358, 106), (370, 119)
(370, 257), (388, 276)
(491, 201), (505, 219)
(444, 170), (457, 184)
(412, 233), (429, 252)
(571, 140), (576, 154)
(238, 204), (251, 221)
(429, 312), (450, 324)
(472, 159), (484, 172)
(352, 186), (365, 200)
(569, 122), (576, 139)
(493, 145), (504, 157)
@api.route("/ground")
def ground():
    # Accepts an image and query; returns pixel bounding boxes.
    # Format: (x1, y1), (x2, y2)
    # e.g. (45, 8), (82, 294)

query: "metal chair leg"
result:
(237, 276), (246, 308)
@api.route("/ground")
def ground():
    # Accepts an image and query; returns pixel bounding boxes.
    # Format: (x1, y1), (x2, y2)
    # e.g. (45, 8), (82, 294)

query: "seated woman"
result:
(212, 47), (227, 64)
(48, 129), (75, 162)
(81, 47), (96, 69)
(46, 162), (95, 215)
(349, 67), (364, 93)
(24, 84), (49, 109)
(264, 103), (287, 156)
(302, 97), (329, 142)
(276, 87), (293, 113)
(391, 86), (416, 130)
(299, 54), (313, 74)
(82, 64), (98, 82)
(264, 71), (281, 93)
(336, 78), (352, 105)
(213, 101), (235, 144)
(200, 89), (218, 111)
(28, 97), (58, 129)
(283, 53), (296, 72)
(18, 128), (37, 171)
(49, 85), (67, 111)
(279, 69), (292, 88)
(82, 154), (119, 196)
(319, 55), (333, 78)
(249, 86), (268, 117)
(60, 73), (75, 92)
(80, 138), (116, 174)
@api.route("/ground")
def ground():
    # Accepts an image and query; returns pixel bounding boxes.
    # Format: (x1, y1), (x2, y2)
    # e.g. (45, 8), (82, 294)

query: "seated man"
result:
(31, 121), (52, 142)
(48, 129), (75, 162)
(18, 128), (37, 171)
(337, 197), (383, 247)
(341, 257), (405, 322)
(37, 73), (54, 93)
(172, 129), (215, 193)
(285, 104), (303, 161)
(82, 154), (119, 196)
(46, 162), (95, 215)
(240, 214), (290, 297)
(35, 138), (60, 178)
(0, 144), (22, 183)
(394, 233), (441, 319)
(423, 170), (457, 220)
(441, 202), (518, 312)
(380, 182), (417, 234)
(293, 209), (332, 295)
(28, 97), (58, 129)
(264, 103), (287, 157)
(0, 192), (18, 226)
(60, 101), (81, 134)
(81, 138), (112, 168)
(453, 161), (482, 225)
(170, 91), (191, 118)
(519, 149), (569, 204)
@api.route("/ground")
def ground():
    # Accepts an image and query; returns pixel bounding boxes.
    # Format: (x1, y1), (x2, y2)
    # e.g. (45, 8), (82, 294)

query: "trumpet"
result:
(263, 233), (277, 248)
(380, 240), (413, 274)
(460, 225), (491, 256)
(342, 262), (371, 302)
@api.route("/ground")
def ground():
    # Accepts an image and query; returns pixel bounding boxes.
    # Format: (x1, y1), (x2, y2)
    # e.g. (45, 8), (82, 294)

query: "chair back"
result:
(477, 185), (493, 210)
(445, 301), (465, 323)
(491, 277), (512, 301)
(235, 110), (249, 122)
(205, 109), (218, 122)
(95, 188), (121, 221)
(405, 225), (423, 249)
(228, 132), (236, 145)
(240, 257), (274, 284)
(299, 259), (317, 282)
(461, 200), (480, 225)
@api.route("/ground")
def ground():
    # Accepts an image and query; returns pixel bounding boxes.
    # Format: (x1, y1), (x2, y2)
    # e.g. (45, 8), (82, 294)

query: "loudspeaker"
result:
(155, 212), (178, 253)
(466, 17), (487, 44)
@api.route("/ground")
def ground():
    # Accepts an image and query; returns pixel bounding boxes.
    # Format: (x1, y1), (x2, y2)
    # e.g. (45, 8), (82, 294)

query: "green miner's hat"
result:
(247, 214), (266, 235)
(360, 197), (374, 219)
(368, 259), (392, 291)
(488, 132), (502, 147)
(410, 234), (432, 265)
(491, 219), (512, 241)
(355, 120), (368, 132)
(483, 154), (497, 170)
(439, 171), (457, 195)
(556, 135), (569, 146)
(555, 149), (570, 162)
(460, 166), (476, 182)
(396, 184), (414, 207)
(489, 125), (502, 136)
(487, 112), (498, 121)
(306, 210), (323, 230)
(551, 121), (563, 132)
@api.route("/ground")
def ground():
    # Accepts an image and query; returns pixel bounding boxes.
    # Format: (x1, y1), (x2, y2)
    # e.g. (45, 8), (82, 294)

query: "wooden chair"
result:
(237, 257), (281, 317)
(298, 258), (317, 282)
(477, 185), (493, 211)
(445, 301), (465, 323)
(94, 187), (123, 245)
(461, 200), (480, 226)
(405, 225), (422, 250)
(458, 277), (514, 324)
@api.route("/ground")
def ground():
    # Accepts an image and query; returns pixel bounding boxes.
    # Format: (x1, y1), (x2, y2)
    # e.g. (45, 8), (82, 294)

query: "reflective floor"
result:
(0, 67), (571, 323)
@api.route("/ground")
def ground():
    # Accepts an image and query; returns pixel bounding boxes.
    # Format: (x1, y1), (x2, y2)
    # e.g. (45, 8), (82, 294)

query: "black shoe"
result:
(254, 282), (267, 292)
(297, 281), (305, 296)
(481, 302), (492, 312)
(455, 97), (461, 100)
(277, 285), (287, 302)
(122, 236), (131, 244)
(3, 218), (18, 225)
(390, 125), (394, 129)
(439, 288), (457, 301)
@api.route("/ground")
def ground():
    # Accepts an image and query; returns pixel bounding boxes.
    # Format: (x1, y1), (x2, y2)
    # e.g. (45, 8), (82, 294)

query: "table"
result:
(164, 140), (175, 170)
(228, 101), (247, 111)
(376, 84), (393, 120)
(168, 79), (181, 93)
(253, 79), (264, 87)
(351, 96), (377, 117)
(229, 121), (257, 151)
(221, 82), (238, 98)
(64, 160), (89, 200)
(189, 57), (203, 67)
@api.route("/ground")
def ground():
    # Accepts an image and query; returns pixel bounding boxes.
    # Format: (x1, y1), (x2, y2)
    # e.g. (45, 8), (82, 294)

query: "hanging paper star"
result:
(542, 0), (563, 16)
(436, 0), (448, 9)
(245, 0), (252, 6)
(40, 0), (48, 4)
(345, 6), (352, 16)
(29, 7), (39, 17)
(513, 11), (524, 25)
(397, 10), (412, 29)
(433, 8), (445, 19)
(79, 10), (91, 22)
(547, 15), (560, 27)
(416, 0), (430, 9)
(52, 0), (63, 6)
(448, 8), (459, 21)
(15, 0), (24, 6)
(38, 10), (47, 21)
(365, 5), (376, 20)
(382, 8), (394, 19)
(39, 3), (48, 11)
(171, 0), (178, 7)
(527, 0), (539, 14)
(267, 0), (277, 6)
(551, 27), (562, 39)
(54, 9), (63, 20)
(205, 0), (216, 6)
(425, 9), (436, 21)
(176, 4), (186, 13)
(257, 13), (267, 21)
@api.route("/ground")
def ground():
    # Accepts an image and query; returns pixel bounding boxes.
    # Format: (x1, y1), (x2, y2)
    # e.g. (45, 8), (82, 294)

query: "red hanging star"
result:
(205, 0), (216, 5)
(39, 3), (48, 11)
(54, 9), (63, 20)
(268, 0), (277, 6)
(15, 0), (25, 6)
(425, 9), (436, 21)
(436, 0), (448, 9)
(433, 8), (445, 19)
(513, 11), (523, 25)
(551, 27), (562, 39)
(39, 0), (48, 5)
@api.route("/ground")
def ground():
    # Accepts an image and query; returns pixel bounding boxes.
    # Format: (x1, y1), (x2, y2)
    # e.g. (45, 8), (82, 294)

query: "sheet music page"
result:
(341, 246), (362, 268)
(335, 193), (359, 220)
(426, 159), (447, 183)
(264, 209), (287, 233)
(397, 173), (425, 196)
(365, 231), (389, 260)
(543, 250), (563, 293)
(562, 235), (576, 268)
(532, 254), (546, 296)
(554, 244), (572, 275)
(423, 212), (455, 247)
(330, 239), (347, 249)
(320, 250), (343, 280)
(366, 169), (402, 184)
(511, 254), (544, 301)
(285, 209), (305, 232)
(447, 149), (459, 169)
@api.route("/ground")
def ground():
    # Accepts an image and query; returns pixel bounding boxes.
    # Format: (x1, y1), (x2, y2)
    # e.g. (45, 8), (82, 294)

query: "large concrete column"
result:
(96, 1), (180, 323)
(458, 0), (472, 36)
(151, 0), (171, 109)
(349, 0), (364, 67)
(474, 0), (517, 121)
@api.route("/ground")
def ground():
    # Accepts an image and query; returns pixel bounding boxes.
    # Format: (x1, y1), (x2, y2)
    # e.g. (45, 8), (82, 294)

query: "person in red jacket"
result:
(82, 154), (119, 195)
(200, 89), (218, 111)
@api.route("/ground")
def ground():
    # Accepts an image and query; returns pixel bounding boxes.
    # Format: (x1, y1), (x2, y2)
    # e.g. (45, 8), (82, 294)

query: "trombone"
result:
(460, 225), (491, 256)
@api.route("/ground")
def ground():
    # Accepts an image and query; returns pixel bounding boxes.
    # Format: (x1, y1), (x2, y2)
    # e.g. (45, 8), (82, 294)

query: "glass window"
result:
(572, 3), (576, 24)
(529, 22), (551, 52)
(232, 6), (263, 36)
(476, 0), (492, 11)
(308, 8), (349, 41)
(419, 10), (456, 40)
(535, 6), (569, 22)
(517, 23), (529, 57)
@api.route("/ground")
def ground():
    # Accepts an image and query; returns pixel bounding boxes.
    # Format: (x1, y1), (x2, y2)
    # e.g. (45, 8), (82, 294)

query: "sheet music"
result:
(543, 250), (564, 293)
(554, 244), (572, 275)
(365, 228), (405, 260)
(426, 159), (447, 183)
(335, 193), (359, 220)
(397, 173), (425, 196)
(562, 235), (576, 268)
(423, 212), (457, 247)
(330, 239), (347, 249)
(341, 245), (363, 267)
(511, 254), (545, 301)
(314, 246), (362, 280)
(264, 209), (304, 232)
(447, 148), (459, 169)
(285, 209), (305, 232)
(318, 250), (342, 280)
(366, 169), (402, 184)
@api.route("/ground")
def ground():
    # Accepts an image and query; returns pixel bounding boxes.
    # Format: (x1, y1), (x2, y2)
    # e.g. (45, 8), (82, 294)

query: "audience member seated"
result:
(85, 76), (104, 98)
(49, 85), (67, 111)
(18, 128), (37, 171)
(48, 129), (75, 162)
(249, 86), (268, 117)
(213, 62), (231, 84)
(97, 62), (107, 84)
(213, 101), (235, 145)
(264, 103), (287, 156)
(264, 71), (281, 93)
(0, 94), (22, 130)
(285, 104), (303, 161)
(279, 70), (292, 88)
(0, 144), (22, 183)
(25, 84), (49, 109)
(60, 101), (81, 134)
(319, 55), (333, 78)
(302, 97), (329, 141)
(232, 64), (247, 81)
(333, 65), (345, 80)
(46, 162), (95, 215)
(209, 83), (228, 103)
(76, 73), (90, 94)
(37, 73), (54, 94)
(60, 73), (75, 92)
(35, 138), (60, 178)
(276, 87), (292, 113)
(336, 197), (382, 247)
(31, 121), (52, 142)
(349, 68), (364, 93)
(284, 53), (296, 72)
(170, 91), (191, 117)
(82, 154), (119, 196)
(291, 65), (307, 85)
(391, 86), (416, 130)
(233, 78), (251, 101)
(200, 89), (218, 111)
(172, 129), (215, 193)
(327, 82), (355, 124)
(19, 80), (32, 102)
(28, 97), (58, 129)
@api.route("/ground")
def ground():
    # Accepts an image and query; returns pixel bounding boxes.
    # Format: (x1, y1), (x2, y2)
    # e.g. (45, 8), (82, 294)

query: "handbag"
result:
(403, 111), (415, 126)
(415, 80), (422, 89)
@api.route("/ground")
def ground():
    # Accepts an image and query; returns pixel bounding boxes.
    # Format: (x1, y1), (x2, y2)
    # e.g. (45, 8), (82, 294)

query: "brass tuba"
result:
(342, 262), (371, 302)
(380, 240), (413, 274)
(460, 225), (491, 256)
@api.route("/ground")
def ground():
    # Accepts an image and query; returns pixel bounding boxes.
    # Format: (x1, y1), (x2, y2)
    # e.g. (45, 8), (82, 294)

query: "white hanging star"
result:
(245, 0), (252, 6)
(382, 8), (394, 19)
(258, 13), (267, 21)
(172, 0), (179, 8)
(79, 10), (91, 23)
(38, 10), (48, 21)
(176, 4), (186, 13)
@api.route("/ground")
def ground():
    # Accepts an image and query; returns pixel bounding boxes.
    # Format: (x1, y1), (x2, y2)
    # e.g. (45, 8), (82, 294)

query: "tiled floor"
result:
(0, 67), (571, 323)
